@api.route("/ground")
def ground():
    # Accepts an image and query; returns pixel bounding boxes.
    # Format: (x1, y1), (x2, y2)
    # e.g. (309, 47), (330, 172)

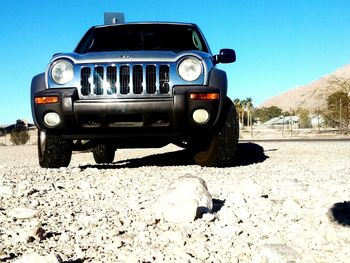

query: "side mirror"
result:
(214, 49), (236, 64)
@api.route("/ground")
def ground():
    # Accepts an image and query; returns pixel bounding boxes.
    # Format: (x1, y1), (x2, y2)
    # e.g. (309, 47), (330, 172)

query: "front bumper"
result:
(32, 86), (225, 140)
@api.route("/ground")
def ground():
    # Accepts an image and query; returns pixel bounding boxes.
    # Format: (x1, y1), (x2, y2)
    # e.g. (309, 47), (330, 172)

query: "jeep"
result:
(31, 17), (238, 168)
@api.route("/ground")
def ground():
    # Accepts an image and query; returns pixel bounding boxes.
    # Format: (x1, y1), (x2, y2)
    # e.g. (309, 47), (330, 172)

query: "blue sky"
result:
(1, 0), (350, 124)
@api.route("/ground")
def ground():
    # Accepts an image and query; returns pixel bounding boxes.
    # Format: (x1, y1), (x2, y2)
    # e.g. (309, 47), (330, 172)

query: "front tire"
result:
(38, 130), (72, 168)
(193, 98), (239, 167)
(92, 144), (116, 164)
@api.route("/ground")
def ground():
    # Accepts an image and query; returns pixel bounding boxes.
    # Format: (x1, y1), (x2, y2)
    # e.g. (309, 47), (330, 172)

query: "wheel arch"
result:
(31, 73), (46, 127)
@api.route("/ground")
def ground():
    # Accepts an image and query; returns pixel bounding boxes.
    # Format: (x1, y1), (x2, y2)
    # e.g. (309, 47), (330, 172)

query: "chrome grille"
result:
(78, 63), (171, 99)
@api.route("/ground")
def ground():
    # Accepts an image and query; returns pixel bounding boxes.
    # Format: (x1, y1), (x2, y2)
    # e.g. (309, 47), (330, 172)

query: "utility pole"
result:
(290, 107), (293, 137)
(317, 108), (320, 133)
(339, 98), (342, 133)
(250, 112), (253, 138)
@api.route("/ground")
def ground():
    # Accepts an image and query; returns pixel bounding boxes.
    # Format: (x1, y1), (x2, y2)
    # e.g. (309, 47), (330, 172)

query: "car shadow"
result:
(79, 142), (268, 170)
(328, 201), (350, 227)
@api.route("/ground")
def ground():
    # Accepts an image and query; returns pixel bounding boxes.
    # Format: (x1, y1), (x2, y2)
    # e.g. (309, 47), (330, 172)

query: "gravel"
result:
(0, 141), (350, 262)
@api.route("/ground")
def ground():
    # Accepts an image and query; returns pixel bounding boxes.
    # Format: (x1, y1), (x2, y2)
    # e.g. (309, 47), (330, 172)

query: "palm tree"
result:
(233, 98), (244, 127)
(245, 97), (253, 126)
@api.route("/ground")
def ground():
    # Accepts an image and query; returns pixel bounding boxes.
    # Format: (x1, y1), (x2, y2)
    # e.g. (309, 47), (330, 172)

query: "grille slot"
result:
(133, 65), (143, 94)
(81, 67), (91, 95)
(94, 66), (104, 95)
(120, 66), (130, 95)
(159, 65), (170, 94)
(79, 64), (171, 98)
(106, 66), (117, 95)
(146, 65), (156, 94)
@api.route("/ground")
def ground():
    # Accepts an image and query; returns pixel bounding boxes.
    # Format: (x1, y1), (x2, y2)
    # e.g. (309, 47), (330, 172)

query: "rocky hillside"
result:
(259, 64), (350, 112)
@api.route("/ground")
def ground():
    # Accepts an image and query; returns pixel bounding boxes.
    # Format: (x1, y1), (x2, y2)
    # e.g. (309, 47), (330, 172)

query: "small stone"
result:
(8, 208), (38, 219)
(28, 220), (45, 239)
(0, 249), (7, 260)
(0, 186), (13, 197)
(104, 241), (122, 252)
(71, 167), (81, 174)
(202, 213), (216, 222)
(59, 232), (71, 242)
(74, 245), (85, 259)
(159, 231), (184, 245)
(325, 226), (338, 243)
(31, 200), (40, 207)
(79, 180), (91, 190)
(120, 234), (135, 246)
(14, 253), (62, 263)
(237, 253), (250, 262)
(17, 182), (28, 192)
(253, 244), (302, 263)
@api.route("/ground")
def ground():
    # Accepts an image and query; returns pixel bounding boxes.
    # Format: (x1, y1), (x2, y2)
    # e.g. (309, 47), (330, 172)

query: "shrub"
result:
(10, 129), (30, 145)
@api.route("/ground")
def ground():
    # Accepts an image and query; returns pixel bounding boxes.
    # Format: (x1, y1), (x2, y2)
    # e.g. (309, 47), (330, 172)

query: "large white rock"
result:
(153, 175), (213, 223)
(8, 208), (38, 219)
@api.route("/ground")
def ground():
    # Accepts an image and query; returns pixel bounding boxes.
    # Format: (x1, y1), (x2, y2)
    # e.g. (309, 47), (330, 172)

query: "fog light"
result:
(193, 109), (209, 124)
(44, 112), (60, 127)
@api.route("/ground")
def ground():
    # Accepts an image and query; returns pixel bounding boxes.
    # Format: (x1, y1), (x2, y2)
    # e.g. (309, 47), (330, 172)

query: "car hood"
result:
(51, 50), (212, 64)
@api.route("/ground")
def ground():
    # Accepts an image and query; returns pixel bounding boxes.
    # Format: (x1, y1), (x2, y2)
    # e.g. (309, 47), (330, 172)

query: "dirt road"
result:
(0, 141), (350, 262)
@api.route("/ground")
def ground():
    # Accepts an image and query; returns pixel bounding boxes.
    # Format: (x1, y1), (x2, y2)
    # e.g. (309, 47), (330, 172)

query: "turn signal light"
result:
(190, 93), (220, 100)
(35, 96), (59, 104)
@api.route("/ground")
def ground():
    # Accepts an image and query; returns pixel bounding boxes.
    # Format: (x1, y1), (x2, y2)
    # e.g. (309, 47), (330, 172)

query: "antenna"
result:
(104, 12), (125, 25)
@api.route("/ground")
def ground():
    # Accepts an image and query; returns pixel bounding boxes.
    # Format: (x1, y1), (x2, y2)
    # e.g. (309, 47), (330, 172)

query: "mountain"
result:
(259, 64), (350, 112)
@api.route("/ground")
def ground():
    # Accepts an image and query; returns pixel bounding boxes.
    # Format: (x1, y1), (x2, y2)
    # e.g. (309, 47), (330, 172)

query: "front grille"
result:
(78, 63), (171, 99)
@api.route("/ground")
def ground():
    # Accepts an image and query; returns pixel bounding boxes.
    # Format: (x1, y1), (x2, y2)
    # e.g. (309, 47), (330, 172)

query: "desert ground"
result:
(1, 140), (350, 262)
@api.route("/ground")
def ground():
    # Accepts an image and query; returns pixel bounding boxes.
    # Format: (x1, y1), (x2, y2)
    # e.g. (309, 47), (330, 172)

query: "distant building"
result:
(311, 115), (325, 128)
(264, 116), (299, 128)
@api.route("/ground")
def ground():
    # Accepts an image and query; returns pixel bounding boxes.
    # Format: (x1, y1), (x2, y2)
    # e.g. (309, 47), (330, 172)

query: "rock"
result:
(159, 230), (185, 245)
(8, 208), (38, 219)
(202, 213), (216, 222)
(162, 198), (198, 224)
(31, 200), (40, 207)
(0, 186), (13, 197)
(14, 253), (62, 263)
(0, 249), (7, 261)
(28, 220), (45, 240)
(59, 232), (71, 242)
(17, 182), (28, 193)
(282, 198), (302, 213)
(153, 175), (213, 223)
(325, 226), (338, 243)
(252, 244), (302, 263)
(79, 180), (91, 190)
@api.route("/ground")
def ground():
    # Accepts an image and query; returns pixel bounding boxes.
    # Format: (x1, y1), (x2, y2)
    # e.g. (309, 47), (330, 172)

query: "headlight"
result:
(178, 57), (202, 81)
(51, 60), (74, 85)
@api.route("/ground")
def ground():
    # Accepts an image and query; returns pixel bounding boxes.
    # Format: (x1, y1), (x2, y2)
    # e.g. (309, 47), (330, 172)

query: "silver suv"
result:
(31, 21), (238, 168)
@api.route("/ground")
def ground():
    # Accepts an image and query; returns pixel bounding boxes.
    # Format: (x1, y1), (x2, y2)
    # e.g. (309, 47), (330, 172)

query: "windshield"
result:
(75, 24), (209, 54)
